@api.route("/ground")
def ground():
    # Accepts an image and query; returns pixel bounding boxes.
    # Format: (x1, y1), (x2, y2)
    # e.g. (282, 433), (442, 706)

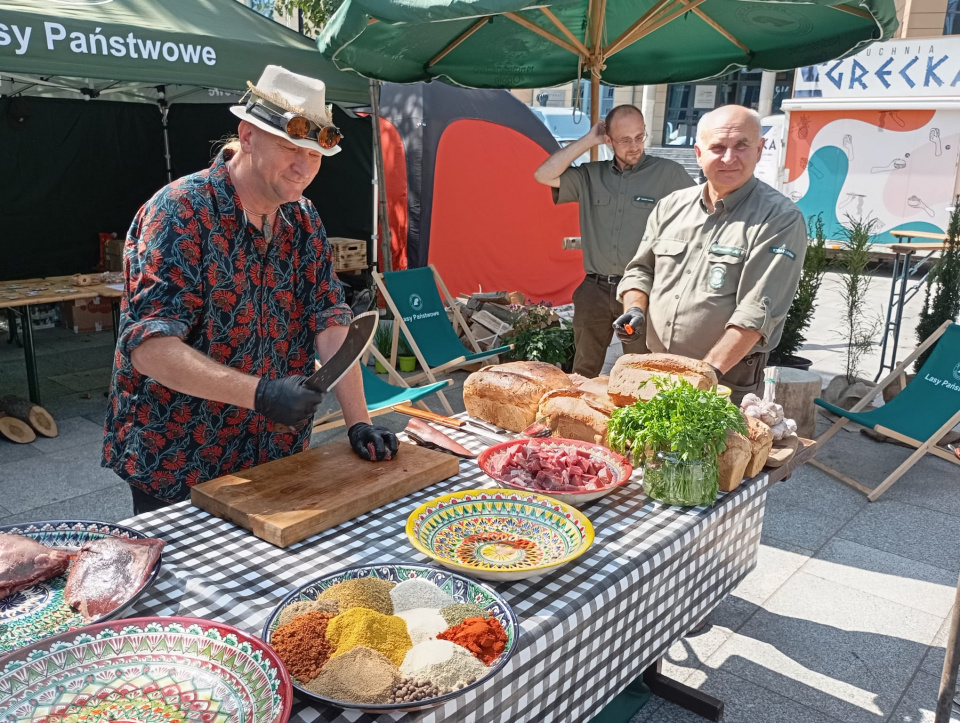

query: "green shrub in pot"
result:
(607, 377), (747, 506)
(397, 334), (418, 372)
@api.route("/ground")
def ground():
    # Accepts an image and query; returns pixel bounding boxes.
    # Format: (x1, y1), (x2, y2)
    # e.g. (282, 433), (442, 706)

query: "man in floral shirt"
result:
(103, 66), (398, 514)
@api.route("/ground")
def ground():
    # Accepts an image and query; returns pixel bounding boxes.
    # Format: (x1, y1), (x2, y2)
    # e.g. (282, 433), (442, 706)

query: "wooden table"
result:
(876, 232), (950, 381)
(0, 276), (122, 404)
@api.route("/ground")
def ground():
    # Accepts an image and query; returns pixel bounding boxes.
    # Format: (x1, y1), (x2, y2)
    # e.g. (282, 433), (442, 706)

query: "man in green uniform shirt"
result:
(535, 105), (695, 377)
(615, 105), (807, 403)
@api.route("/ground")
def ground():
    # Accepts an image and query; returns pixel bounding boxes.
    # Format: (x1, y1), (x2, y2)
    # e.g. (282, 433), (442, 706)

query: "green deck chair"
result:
(313, 359), (452, 432)
(373, 264), (513, 414)
(813, 321), (960, 501)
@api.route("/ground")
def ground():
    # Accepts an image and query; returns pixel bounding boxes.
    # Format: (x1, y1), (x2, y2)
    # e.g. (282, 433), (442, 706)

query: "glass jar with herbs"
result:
(607, 377), (747, 507)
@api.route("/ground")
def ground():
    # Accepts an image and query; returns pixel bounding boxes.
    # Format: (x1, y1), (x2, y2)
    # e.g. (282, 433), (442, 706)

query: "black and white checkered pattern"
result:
(123, 425), (769, 723)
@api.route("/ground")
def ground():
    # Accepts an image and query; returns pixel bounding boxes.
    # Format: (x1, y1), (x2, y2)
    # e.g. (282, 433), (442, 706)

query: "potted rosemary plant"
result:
(607, 378), (746, 507)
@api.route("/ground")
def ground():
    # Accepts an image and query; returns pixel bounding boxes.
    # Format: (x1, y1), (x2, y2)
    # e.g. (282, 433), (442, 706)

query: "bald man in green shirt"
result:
(615, 105), (807, 403)
(535, 105), (694, 377)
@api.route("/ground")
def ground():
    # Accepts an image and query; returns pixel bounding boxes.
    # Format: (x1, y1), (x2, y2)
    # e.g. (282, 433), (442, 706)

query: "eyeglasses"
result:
(246, 101), (342, 149)
(612, 132), (648, 148)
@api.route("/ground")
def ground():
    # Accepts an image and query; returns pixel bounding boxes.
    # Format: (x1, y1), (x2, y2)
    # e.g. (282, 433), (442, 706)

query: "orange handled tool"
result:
(393, 404), (464, 430)
(623, 324), (634, 336)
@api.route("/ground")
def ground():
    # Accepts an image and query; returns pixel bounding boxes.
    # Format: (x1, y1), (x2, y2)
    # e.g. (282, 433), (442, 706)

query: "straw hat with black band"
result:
(230, 65), (342, 157)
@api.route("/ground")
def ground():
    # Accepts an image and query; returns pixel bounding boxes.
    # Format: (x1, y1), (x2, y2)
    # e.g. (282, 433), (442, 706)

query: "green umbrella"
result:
(319, 0), (897, 128)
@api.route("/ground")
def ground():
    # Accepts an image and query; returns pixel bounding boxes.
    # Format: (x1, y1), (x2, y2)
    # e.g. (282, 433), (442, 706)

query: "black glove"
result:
(613, 307), (645, 342)
(349, 422), (400, 461)
(254, 375), (324, 426)
(707, 363), (723, 382)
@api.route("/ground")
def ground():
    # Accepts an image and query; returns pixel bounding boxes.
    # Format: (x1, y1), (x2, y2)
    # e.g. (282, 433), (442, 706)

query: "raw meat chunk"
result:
(65, 537), (165, 620)
(0, 533), (72, 599)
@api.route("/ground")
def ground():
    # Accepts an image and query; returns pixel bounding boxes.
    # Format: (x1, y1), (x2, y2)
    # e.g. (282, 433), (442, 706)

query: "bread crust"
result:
(537, 388), (613, 445)
(743, 416), (774, 477)
(718, 430), (752, 492)
(463, 361), (571, 431)
(608, 354), (719, 406)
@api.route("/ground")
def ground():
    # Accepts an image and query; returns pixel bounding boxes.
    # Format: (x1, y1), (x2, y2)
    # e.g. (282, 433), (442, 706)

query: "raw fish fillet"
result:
(0, 533), (72, 599)
(65, 537), (165, 620)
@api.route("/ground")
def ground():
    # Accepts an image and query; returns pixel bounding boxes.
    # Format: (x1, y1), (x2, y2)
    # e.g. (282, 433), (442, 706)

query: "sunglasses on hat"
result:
(246, 100), (342, 149)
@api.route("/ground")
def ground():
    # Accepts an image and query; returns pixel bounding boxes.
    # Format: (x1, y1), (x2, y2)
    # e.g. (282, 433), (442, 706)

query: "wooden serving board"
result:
(765, 434), (800, 469)
(191, 439), (460, 548)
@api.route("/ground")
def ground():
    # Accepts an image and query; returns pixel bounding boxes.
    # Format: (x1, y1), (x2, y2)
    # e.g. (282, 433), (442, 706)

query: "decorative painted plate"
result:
(0, 520), (163, 655)
(0, 616), (292, 723)
(406, 489), (594, 581)
(263, 563), (519, 713)
(477, 438), (634, 506)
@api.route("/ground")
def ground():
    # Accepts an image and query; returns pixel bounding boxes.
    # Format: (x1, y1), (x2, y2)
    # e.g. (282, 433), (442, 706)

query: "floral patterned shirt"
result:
(102, 150), (352, 502)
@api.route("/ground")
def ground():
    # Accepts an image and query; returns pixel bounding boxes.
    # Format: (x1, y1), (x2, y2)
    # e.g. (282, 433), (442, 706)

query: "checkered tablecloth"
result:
(122, 426), (770, 723)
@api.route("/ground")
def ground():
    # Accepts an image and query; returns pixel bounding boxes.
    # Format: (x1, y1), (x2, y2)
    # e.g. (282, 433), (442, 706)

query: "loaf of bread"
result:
(537, 388), (615, 445)
(575, 375), (611, 397)
(717, 429), (752, 492)
(744, 416), (774, 478)
(463, 361), (571, 432)
(608, 354), (718, 406)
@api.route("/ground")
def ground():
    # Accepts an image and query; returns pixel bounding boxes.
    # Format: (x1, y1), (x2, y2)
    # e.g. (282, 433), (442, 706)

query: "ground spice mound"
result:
(438, 616), (507, 665)
(272, 611), (335, 682)
(439, 602), (487, 628)
(305, 646), (400, 704)
(318, 577), (395, 615)
(397, 607), (448, 645)
(276, 599), (339, 627)
(400, 639), (487, 691)
(326, 607), (412, 666)
(389, 578), (454, 613)
(388, 677), (444, 704)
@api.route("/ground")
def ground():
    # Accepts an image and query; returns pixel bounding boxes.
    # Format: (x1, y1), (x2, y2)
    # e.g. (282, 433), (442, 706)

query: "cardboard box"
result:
(103, 238), (124, 272)
(62, 296), (113, 334)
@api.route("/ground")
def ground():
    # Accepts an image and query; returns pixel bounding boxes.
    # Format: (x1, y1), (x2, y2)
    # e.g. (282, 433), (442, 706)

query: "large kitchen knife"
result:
(305, 310), (379, 393)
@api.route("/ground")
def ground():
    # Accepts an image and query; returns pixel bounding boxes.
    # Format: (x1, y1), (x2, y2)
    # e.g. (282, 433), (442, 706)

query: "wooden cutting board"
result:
(191, 439), (460, 548)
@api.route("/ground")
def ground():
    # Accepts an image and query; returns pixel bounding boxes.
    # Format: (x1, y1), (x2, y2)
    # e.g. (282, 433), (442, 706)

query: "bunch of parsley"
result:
(607, 377), (747, 466)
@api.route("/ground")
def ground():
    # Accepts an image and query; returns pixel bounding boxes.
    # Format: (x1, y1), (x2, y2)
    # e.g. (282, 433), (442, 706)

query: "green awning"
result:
(0, 0), (369, 105)
(317, 0), (898, 89)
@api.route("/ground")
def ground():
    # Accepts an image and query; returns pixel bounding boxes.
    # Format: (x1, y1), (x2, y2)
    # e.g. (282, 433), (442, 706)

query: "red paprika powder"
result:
(437, 616), (507, 665)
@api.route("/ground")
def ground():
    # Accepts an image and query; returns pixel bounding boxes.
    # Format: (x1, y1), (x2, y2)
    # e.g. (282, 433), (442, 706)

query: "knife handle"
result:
(393, 405), (464, 429)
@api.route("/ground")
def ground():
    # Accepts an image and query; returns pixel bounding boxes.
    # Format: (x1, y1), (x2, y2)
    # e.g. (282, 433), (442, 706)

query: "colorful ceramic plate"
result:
(0, 520), (163, 655)
(262, 563), (519, 713)
(477, 438), (634, 506)
(0, 616), (292, 723)
(406, 489), (594, 581)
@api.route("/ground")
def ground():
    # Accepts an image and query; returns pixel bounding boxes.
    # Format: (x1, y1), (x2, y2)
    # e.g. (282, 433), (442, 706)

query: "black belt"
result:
(586, 273), (622, 285)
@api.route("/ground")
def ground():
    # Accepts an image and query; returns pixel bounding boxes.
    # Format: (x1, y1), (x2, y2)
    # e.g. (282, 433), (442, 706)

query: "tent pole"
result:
(157, 85), (173, 183)
(369, 79), (391, 271)
(589, 67), (601, 162)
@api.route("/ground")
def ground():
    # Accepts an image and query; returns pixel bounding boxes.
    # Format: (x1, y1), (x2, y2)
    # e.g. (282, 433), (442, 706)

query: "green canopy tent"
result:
(0, 0), (390, 279)
(317, 0), (898, 152)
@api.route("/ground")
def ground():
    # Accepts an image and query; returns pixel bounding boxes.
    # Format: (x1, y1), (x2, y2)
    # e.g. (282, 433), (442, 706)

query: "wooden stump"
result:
(0, 396), (58, 438)
(774, 367), (822, 440)
(0, 412), (36, 444)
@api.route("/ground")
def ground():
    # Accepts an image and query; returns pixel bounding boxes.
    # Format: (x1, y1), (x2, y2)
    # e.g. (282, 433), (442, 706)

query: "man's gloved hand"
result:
(349, 422), (400, 461)
(706, 363), (723, 382)
(254, 376), (324, 426)
(613, 307), (645, 342)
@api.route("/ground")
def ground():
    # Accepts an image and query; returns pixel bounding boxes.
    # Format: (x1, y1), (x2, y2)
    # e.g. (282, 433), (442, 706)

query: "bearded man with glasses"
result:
(535, 105), (695, 378)
(103, 66), (398, 515)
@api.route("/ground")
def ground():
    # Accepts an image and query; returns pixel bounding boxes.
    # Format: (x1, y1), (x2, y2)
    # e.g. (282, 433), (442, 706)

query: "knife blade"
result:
(393, 406), (509, 445)
(305, 310), (379, 394)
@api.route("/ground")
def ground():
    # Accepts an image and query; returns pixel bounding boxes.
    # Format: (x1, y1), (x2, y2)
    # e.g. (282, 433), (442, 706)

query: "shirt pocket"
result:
(704, 247), (746, 297)
(652, 239), (686, 278)
(592, 194), (612, 208)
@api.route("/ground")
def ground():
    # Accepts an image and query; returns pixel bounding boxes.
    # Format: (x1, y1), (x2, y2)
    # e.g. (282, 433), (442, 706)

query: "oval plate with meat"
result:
(0, 520), (163, 656)
(477, 438), (634, 506)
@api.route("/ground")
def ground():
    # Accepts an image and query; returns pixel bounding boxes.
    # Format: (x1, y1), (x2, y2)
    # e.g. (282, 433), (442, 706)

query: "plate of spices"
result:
(261, 563), (519, 713)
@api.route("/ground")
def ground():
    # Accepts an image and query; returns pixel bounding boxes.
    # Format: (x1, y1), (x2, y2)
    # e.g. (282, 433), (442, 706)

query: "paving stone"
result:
(0, 482), (133, 526)
(0, 439), (44, 465)
(760, 498), (846, 552)
(630, 669), (846, 723)
(765, 463), (868, 522)
(889, 670), (960, 723)
(921, 612), (954, 679)
(838, 501), (960, 575)
(801, 538), (957, 618)
(705, 572), (941, 723)
(0, 444), (121, 513)
(26, 417), (106, 454)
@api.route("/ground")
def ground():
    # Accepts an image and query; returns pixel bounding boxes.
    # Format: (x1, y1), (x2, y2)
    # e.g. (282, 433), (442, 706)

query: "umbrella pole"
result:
(935, 568), (960, 722)
(590, 71), (600, 162)
(157, 85), (172, 184)
(369, 79), (391, 272)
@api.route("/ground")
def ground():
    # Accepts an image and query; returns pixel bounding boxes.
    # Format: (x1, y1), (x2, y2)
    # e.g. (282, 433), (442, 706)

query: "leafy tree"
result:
(271, 0), (344, 35)
(915, 199), (960, 369)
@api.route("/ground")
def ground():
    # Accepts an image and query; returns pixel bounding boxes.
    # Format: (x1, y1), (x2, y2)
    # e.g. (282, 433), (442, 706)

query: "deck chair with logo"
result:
(373, 265), (513, 415)
(813, 321), (960, 502)
(312, 346), (452, 432)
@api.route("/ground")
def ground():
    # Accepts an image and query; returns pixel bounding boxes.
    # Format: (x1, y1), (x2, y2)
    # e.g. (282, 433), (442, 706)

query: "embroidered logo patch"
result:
(769, 246), (797, 260)
(634, 195), (656, 203)
(953, 362), (960, 382)
(709, 244), (744, 258)
(709, 266), (726, 289)
(409, 293), (423, 311)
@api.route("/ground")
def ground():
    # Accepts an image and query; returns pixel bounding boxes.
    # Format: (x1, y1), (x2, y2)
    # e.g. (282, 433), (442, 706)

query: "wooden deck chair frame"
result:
(812, 320), (960, 502)
(373, 264), (511, 415)
(311, 346), (452, 433)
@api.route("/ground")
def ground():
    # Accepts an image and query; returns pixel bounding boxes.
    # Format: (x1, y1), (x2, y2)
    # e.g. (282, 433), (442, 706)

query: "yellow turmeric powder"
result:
(326, 608), (411, 667)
